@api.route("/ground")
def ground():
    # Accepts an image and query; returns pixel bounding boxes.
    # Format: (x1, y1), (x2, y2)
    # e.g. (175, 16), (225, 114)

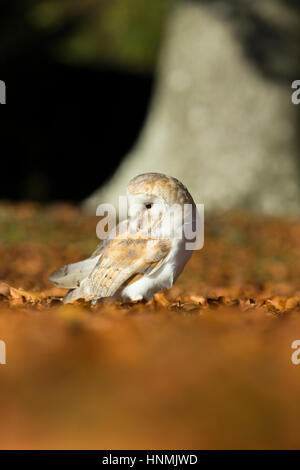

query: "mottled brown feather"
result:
(83, 234), (171, 299)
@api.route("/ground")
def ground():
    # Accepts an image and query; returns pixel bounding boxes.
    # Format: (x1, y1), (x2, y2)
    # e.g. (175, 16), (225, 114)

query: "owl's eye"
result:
(145, 203), (152, 209)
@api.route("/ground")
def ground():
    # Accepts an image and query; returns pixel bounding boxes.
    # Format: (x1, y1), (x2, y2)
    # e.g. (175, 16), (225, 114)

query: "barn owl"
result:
(49, 173), (199, 303)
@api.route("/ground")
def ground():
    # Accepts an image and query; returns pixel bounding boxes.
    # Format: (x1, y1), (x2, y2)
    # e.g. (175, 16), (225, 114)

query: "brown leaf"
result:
(285, 297), (300, 310)
(189, 295), (206, 305)
(265, 297), (286, 312)
(10, 287), (45, 304)
(154, 292), (171, 307)
(0, 282), (11, 297)
(182, 303), (200, 313)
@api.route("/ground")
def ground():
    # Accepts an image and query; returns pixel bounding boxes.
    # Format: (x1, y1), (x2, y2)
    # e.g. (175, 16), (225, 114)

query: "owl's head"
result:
(126, 173), (196, 238)
(127, 173), (193, 205)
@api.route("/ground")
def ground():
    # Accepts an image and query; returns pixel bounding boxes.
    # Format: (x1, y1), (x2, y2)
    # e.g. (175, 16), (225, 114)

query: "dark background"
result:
(0, 0), (171, 202)
(1, 65), (153, 202)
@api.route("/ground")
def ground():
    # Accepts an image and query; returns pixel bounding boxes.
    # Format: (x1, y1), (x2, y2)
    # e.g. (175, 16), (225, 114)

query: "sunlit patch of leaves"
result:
(1, 204), (300, 450)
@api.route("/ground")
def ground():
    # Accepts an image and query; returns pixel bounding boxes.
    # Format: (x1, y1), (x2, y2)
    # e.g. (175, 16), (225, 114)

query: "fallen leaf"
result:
(10, 287), (45, 304)
(0, 282), (11, 297)
(154, 292), (171, 307)
(286, 297), (300, 310)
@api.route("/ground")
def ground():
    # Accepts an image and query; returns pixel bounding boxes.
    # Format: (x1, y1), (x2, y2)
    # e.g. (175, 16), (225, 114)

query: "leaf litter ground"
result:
(0, 203), (300, 449)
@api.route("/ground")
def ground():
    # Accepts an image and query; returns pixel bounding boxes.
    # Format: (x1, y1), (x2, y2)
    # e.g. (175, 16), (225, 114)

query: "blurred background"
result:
(0, 0), (171, 202)
(1, 0), (300, 213)
(1, 0), (300, 451)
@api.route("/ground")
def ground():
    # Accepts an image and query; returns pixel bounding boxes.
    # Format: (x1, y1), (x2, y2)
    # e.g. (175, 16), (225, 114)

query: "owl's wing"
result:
(48, 220), (128, 289)
(63, 234), (172, 302)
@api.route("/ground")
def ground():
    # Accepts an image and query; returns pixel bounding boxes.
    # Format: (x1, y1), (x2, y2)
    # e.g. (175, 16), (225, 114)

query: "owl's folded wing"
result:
(48, 220), (128, 289)
(63, 236), (171, 302)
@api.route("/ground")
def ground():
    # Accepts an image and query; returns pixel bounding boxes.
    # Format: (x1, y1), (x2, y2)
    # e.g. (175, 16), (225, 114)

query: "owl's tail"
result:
(63, 286), (85, 304)
(48, 255), (100, 289)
